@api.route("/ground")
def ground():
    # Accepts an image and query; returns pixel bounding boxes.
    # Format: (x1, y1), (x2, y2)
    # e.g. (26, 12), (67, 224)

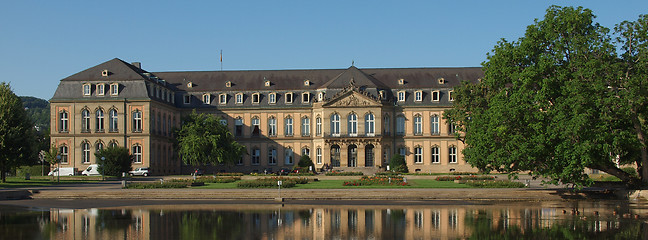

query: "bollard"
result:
(121, 180), (126, 188)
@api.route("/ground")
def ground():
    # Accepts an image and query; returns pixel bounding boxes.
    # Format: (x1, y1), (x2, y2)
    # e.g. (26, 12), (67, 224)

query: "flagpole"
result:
(220, 50), (223, 71)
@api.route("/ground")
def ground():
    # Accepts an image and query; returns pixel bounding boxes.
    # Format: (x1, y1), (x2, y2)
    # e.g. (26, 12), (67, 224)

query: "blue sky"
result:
(1, 1), (646, 100)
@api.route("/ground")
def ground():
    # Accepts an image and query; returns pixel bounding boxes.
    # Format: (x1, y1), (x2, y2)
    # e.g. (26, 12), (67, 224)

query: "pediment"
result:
(324, 90), (382, 108)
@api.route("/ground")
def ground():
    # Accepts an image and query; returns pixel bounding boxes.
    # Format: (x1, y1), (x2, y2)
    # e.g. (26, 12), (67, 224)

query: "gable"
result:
(323, 90), (382, 108)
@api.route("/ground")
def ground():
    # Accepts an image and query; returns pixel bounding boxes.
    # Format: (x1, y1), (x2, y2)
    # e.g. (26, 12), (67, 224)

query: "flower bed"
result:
(325, 171), (364, 176)
(436, 175), (495, 181)
(124, 182), (190, 189)
(343, 176), (409, 186)
(169, 176), (241, 184)
(465, 180), (525, 188)
(435, 176), (463, 181)
(288, 172), (316, 176)
(216, 172), (244, 177)
(237, 177), (308, 188)
(375, 172), (401, 177)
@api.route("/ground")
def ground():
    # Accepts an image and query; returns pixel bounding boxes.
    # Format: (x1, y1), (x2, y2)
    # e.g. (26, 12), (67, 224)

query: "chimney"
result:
(132, 62), (142, 69)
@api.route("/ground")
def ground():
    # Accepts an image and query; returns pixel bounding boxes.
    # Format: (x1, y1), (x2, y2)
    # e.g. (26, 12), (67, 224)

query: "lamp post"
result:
(56, 155), (61, 183)
(101, 157), (105, 181)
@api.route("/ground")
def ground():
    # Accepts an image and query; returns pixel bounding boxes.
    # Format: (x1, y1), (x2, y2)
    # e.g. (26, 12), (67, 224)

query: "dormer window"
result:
(398, 78), (405, 85)
(202, 94), (210, 104)
(252, 93), (260, 104)
(110, 83), (119, 95)
(318, 92), (324, 101)
(269, 93), (276, 104)
(83, 83), (91, 96)
(225, 81), (232, 88)
(187, 82), (193, 88)
(438, 78), (445, 84)
(415, 91), (422, 102)
(219, 94), (227, 104)
(431, 91), (440, 101)
(265, 80), (271, 87)
(379, 90), (385, 100)
(304, 80), (310, 86)
(97, 84), (105, 95)
(302, 92), (310, 103)
(285, 92), (293, 104)
(449, 90), (455, 101)
(184, 95), (191, 104)
(235, 93), (243, 104)
(101, 70), (109, 77)
(397, 91), (405, 102)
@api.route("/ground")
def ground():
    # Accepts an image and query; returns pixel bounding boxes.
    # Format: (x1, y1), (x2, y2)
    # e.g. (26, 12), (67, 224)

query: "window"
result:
(225, 81), (232, 88)
(316, 147), (322, 164)
(414, 147), (423, 163)
(379, 90), (385, 100)
(219, 94), (227, 104)
(398, 78), (405, 85)
(96, 109), (104, 132)
(109, 140), (118, 148)
(265, 80), (271, 87)
(449, 90), (455, 101)
(302, 92), (310, 103)
(449, 146), (457, 163)
(431, 91), (440, 101)
(236, 93), (243, 104)
(97, 84), (105, 95)
(318, 92), (324, 101)
(235, 118), (243, 136)
(431, 146), (440, 163)
(415, 91), (422, 102)
(81, 109), (91, 132)
(284, 116), (293, 136)
(347, 113), (357, 136)
(96, 141), (104, 160)
(59, 145), (68, 164)
(449, 122), (457, 134)
(237, 155), (244, 165)
(301, 117), (310, 136)
(431, 115), (439, 135)
(397, 91), (405, 102)
(316, 117), (322, 136)
(383, 115), (390, 135)
(330, 114), (340, 136)
(268, 117), (277, 137)
(252, 93), (260, 103)
(304, 80), (310, 86)
(109, 109), (118, 132)
(396, 115), (405, 135)
(203, 94), (210, 104)
(285, 92), (293, 103)
(82, 142), (91, 164)
(133, 145), (142, 163)
(365, 113), (375, 136)
(302, 147), (310, 157)
(251, 117), (260, 136)
(251, 148), (260, 165)
(110, 83), (119, 95)
(184, 95), (191, 104)
(413, 115), (422, 135)
(398, 147), (406, 157)
(285, 148), (293, 165)
(269, 93), (276, 104)
(132, 110), (142, 132)
(219, 118), (227, 126)
(268, 148), (277, 165)
(83, 84), (91, 96)
(438, 78), (445, 84)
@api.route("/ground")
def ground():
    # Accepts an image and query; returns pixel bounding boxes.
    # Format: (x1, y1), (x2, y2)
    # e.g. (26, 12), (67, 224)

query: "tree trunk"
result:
(1, 171), (5, 183)
(598, 164), (641, 188)
(631, 112), (648, 184)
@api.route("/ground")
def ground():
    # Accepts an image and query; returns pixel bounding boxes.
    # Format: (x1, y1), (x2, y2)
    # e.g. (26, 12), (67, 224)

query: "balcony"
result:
(324, 132), (382, 138)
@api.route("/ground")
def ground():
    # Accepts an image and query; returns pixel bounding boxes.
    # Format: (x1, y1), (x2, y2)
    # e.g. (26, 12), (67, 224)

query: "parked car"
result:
(129, 167), (150, 176)
(81, 164), (101, 176)
(277, 168), (291, 176)
(48, 167), (76, 176)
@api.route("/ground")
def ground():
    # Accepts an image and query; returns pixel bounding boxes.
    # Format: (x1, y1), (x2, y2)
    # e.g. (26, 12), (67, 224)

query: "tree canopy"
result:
(95, 146), (133, 176)
(0, 82), (37, 182)
(444, 6), (648, 187)
(175, 112), (246, 166)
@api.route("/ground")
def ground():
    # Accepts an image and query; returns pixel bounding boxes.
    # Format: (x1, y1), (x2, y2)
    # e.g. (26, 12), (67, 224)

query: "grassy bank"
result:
(0, 176), (103, 188)
(193, 179), (473, 189)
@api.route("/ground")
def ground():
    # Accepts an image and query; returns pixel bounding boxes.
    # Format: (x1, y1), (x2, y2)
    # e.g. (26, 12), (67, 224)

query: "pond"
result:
(1, 200), (647, 239)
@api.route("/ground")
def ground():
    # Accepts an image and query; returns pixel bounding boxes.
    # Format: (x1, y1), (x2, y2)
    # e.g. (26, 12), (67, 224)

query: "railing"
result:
(324, 132), (382, 138)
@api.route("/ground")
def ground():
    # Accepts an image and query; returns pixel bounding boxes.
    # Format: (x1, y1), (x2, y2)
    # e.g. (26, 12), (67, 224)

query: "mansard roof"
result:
(62, 58), (150, 81)
(320, 66), (388, 89)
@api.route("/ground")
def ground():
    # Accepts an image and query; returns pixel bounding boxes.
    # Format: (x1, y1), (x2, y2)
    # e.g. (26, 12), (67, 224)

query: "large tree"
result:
(445, 6), (648, 187)
(0, 82), (37, 182)
(175, 112), (246, 166)
(95, 146), (133, 177)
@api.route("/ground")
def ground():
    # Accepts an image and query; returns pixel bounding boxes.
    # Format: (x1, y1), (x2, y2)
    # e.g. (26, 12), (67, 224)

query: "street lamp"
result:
(56, 155), (61, 183)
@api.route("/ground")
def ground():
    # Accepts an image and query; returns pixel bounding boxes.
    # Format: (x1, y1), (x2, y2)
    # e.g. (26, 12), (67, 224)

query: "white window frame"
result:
(59, 110), (69, 132)
(183, 95), (191, 105)
(348, 113), (358, 136)
(133, 144), (142, 163)
(252, 93), (260, 104)
(431, 91), (440, 101)
(268, 117), (277, 137)
(82, 142), (91, 164)
(316, 117), (322, 136)
(59, 145), (69, 164)
(83, 84), (91, 96)
(236, 93), (243, 104)
(431, 115), (439, 135)
(284, 148), (294, 165)
(301, 117), (310, 136)
(284, 116), (293, 136)
(203, 94), (210, 104)
(365, 113), (375, 136)
(110, 83), (119, 95)
(132, 110), (142, 132)
(415, 91), (422, 102)
(96, 109), (104, 132)
(431, 147), (440, 163)
(269, 93), (276, 104)
(397, 91), (405, 102)
(449, 90), (454, 101)
(413, 115), (422, 135)
(251, 117), (260, 136)
(81, 109), (91, 132)
(285, 92), (293, 104)
(449, 146), (457, 163)
(330, 114), (340, 137)
(316, 147), (322, 164)
(414, 147), (423, 163)
(219, 94), (227, 104)
(97, 84), (105, 96)
(302, 92), (310, 103)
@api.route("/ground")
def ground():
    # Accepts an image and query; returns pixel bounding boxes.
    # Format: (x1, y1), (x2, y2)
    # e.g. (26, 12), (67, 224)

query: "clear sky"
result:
(1, 1), (646, 100)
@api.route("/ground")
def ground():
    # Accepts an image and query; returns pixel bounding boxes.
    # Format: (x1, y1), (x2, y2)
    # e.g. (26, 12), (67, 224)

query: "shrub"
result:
(216, 173), (244, 177)
(435, 176), (463, 181)
(343, 176), (409, 186)
(622, 167), (638, 177)
(170, 176), (241, 184)
(325, 171), (363, 176)
(389, 155), (408, 173)
(451, 172), (480, 175)
(236, 177), (308, 188)
(96, 146), (133, 177)
(124, 182), (190, 189)
(465, 180), (526, 188)
(288, 172), (315, 176)
(297, 155), (315, 170)
(375, 172), (401, 177)
(435, 175), (495, 181)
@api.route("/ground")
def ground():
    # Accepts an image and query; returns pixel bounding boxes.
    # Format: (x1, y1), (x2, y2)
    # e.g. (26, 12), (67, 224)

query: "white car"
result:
(129, 167), (150, 176)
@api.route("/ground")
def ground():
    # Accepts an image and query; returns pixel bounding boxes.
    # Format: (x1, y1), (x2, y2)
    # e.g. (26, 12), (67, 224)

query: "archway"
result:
(348, 145), (357, 167)
(365, 144), (374, 167)
(331, 145), (340, 167)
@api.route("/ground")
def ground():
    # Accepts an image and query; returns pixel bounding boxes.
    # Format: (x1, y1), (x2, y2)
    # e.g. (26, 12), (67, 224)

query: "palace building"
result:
(50, 58), (482, 175)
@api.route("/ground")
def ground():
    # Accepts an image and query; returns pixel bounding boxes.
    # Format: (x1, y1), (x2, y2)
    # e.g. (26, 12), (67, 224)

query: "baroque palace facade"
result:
(50, 58), (482, 175)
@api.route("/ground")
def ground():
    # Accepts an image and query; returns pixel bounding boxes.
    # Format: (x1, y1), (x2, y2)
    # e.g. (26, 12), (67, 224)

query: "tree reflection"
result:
(178, 211), (245, 240)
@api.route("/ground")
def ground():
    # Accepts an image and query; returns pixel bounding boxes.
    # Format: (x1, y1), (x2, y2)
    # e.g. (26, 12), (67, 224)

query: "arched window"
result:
(96, 141), (104, 161)
(109, 140), (118, 148)
(365, 113), (375, 136)
(301, 117), (310, 136)
(109, 109), (118, 132)
(268, 147), (277, 165)
(431, 115), (439, 135)
(348, 113), (358, 136)
(132, 144), (142, 163)
(132, 110), (142, 132)
(285, 147), (294, 165)
(302, 147), (310, 157)
(82, 141), (91, 163)
(284, 116), (293, 136)
(251, 117), (260, 136)
(414, 146), (423, 163)
(251, 148), (260, 165)
(396, 115), (405, 135)
(330, 113), (340, 137)
(96, 109), (104, 132)
(268, 117), (277, 137)
(316, 147), (322, 164)
(431, 146), (440, 163)
(449, 146), (457, 163)
(413, 114), (422, 135)
(59, 110), (69, 132)
(59, 145), (68, 164)
(81, 109), (91, 132)
(316, 116), (322, 136)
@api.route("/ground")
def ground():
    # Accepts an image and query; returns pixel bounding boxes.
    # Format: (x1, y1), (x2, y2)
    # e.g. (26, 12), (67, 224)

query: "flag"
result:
(220, 50), (222, 62)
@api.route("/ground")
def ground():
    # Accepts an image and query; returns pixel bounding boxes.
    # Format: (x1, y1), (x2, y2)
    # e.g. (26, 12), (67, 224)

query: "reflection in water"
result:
(1, 201), (647, 239)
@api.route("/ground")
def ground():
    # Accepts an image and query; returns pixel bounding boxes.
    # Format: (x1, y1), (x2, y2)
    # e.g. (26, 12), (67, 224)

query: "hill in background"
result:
(20, 96), (49, 131)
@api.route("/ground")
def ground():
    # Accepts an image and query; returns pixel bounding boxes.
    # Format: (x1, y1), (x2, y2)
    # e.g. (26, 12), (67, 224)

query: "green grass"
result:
(195, 179), (473, 189)
(0, 176), (103, 188)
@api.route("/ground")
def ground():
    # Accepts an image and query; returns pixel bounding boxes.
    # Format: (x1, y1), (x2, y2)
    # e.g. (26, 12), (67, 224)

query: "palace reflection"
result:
(37, 202), (645, 240)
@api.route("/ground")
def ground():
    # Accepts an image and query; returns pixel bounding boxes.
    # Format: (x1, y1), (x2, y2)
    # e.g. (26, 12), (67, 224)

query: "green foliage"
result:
(343, 176), (409, 186)
(16, 165), (48, 176)
(444, 6), (648, 187)
(19, 96), (49, 131)
(325, 171), (364, 176)
(297, 155), (315, 170)
(95, 146), (133, 177)
(464, 180), (526, 188)
(236, 177), (308, 188)
(389, 155), (408, 173)
(124, 182), (190, 189)
(170, 176), (241, 183)
(0, 82), (38, 182)
(176, 111), (246, 166)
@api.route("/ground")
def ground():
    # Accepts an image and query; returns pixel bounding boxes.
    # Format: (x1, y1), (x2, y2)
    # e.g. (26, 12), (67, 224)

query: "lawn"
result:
(0, 176), (103, 188)
(194, 179), (472, 189)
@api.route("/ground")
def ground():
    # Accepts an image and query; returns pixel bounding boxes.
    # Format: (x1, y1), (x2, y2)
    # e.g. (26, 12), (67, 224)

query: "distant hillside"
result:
(20, 96), (49, 131)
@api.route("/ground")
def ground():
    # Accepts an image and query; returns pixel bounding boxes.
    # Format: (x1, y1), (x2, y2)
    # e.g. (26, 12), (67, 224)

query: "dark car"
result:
(193, 169), (204, 176)
(277, 168), (291, 176)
